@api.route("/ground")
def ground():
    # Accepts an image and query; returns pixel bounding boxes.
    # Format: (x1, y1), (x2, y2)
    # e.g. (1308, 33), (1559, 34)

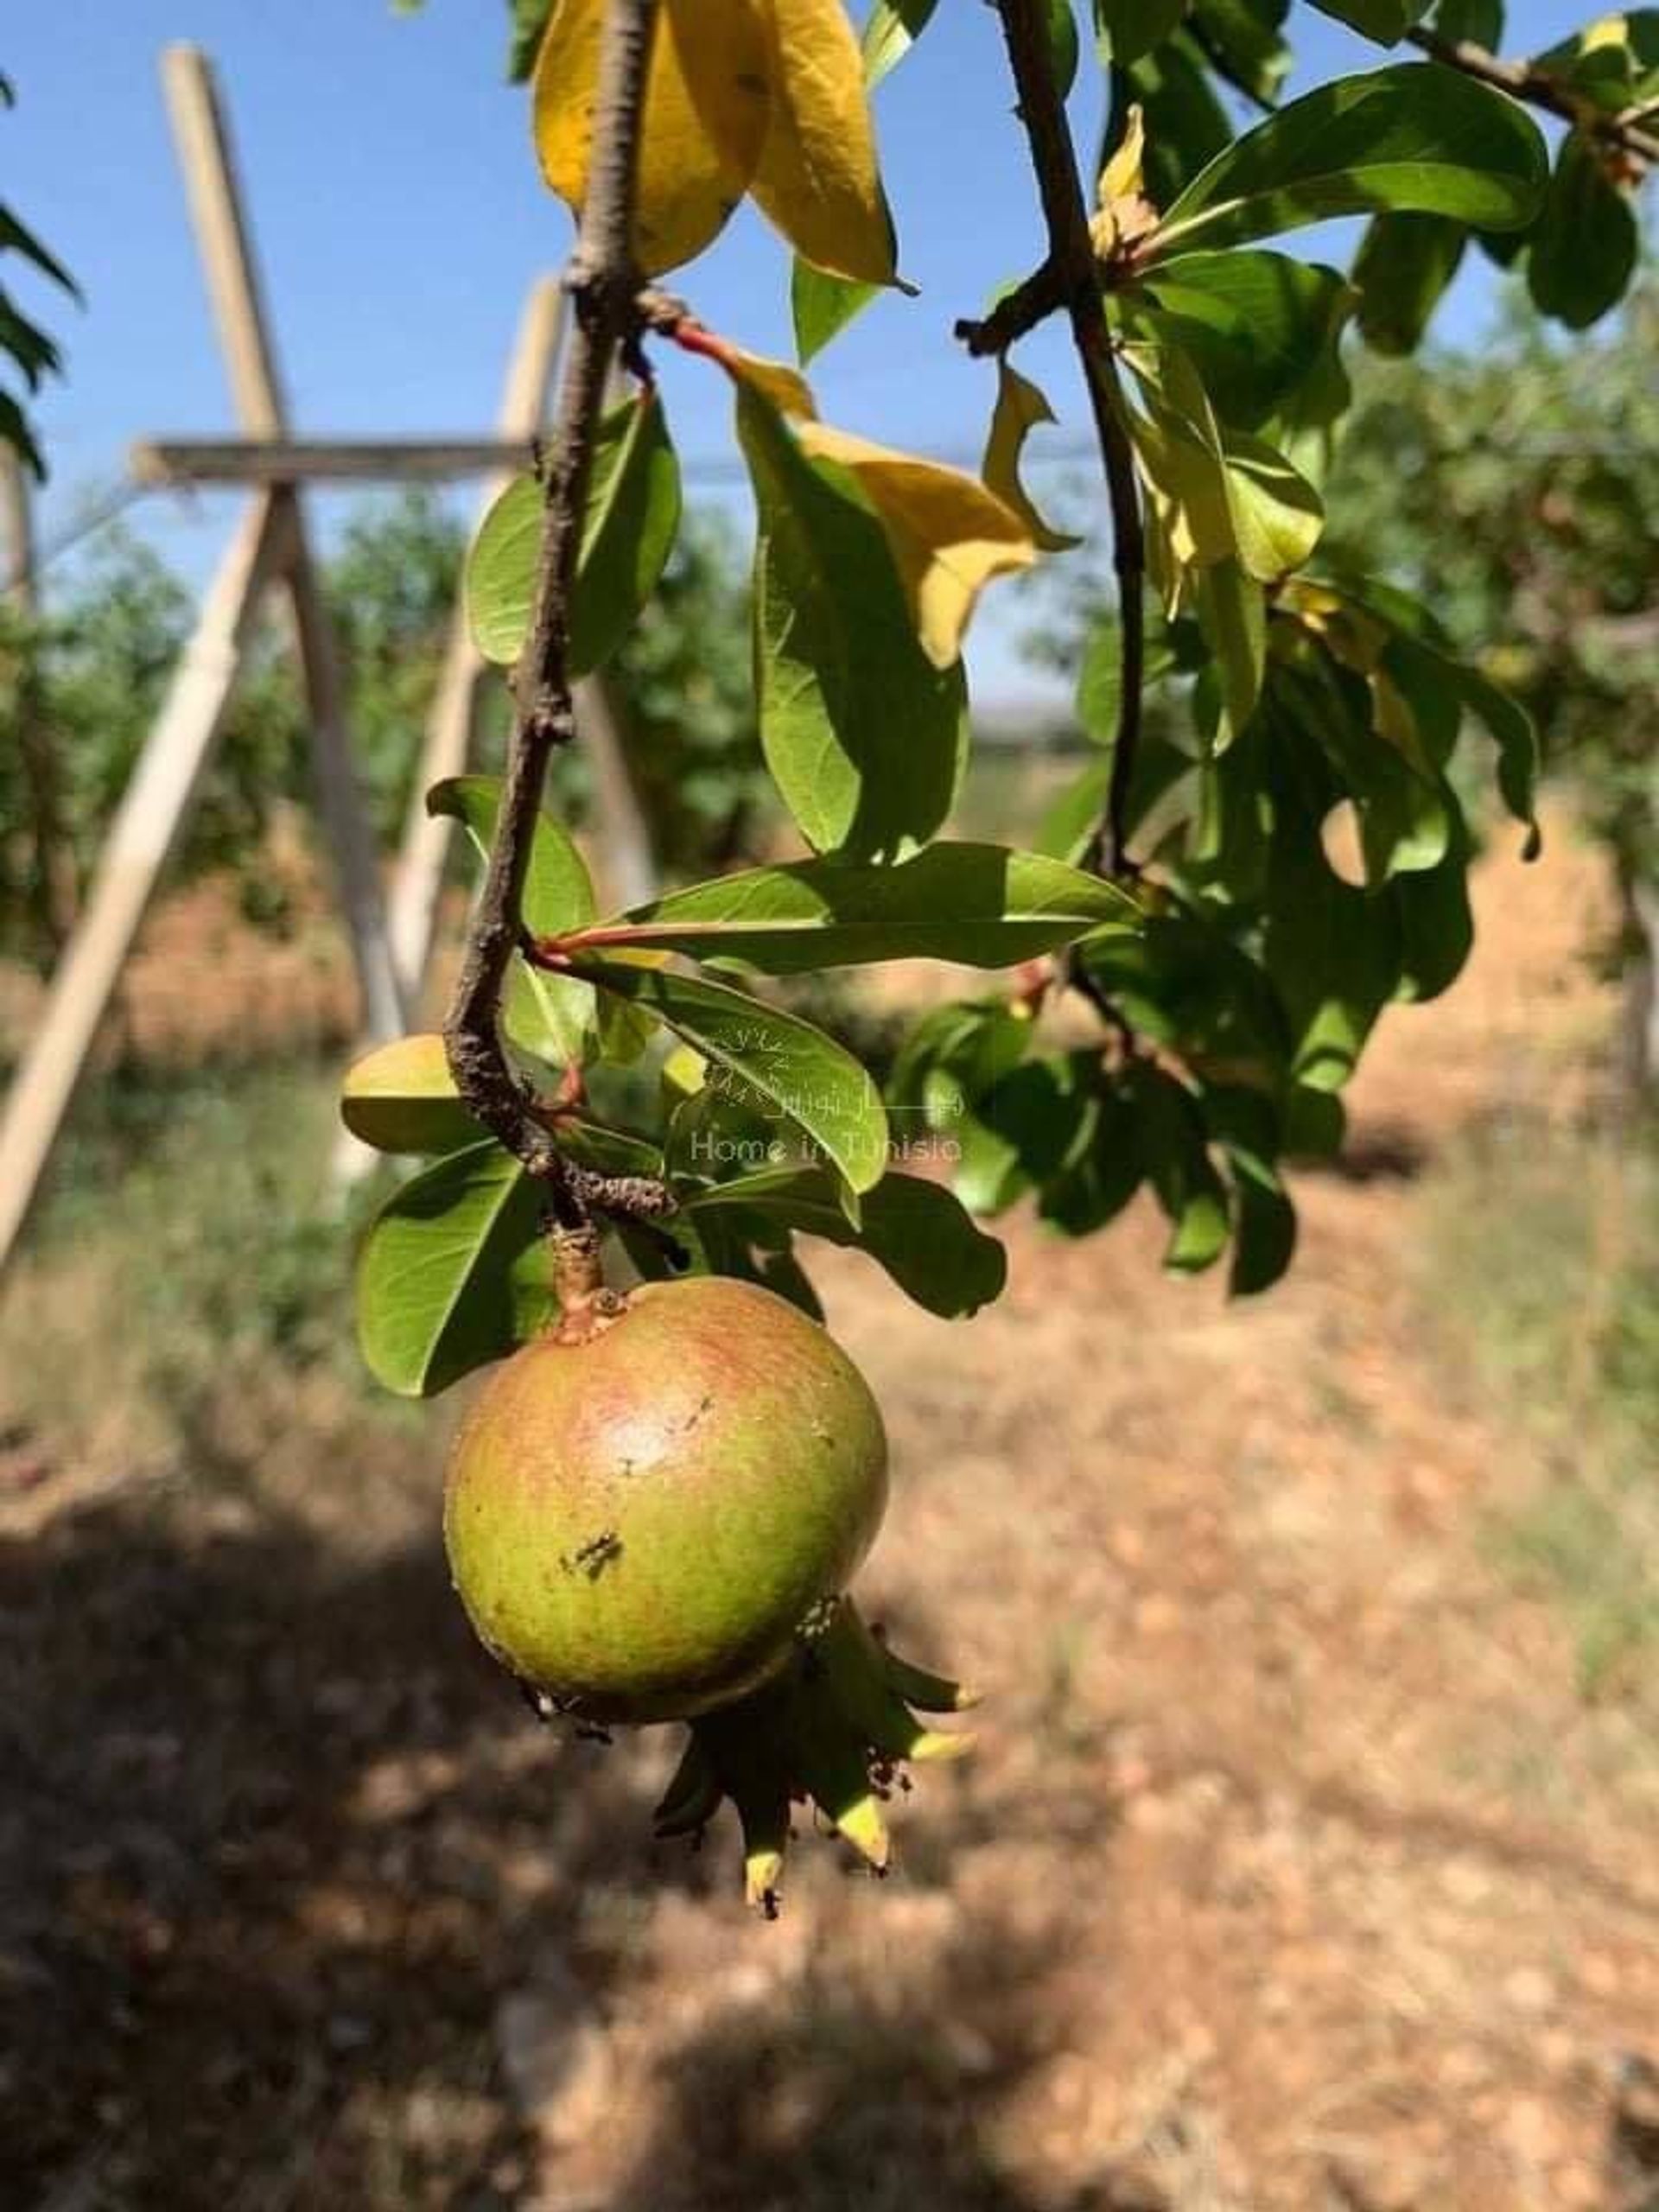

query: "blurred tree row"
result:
(1325, 280), (1659, 1096)
(0, 494), (760, 971)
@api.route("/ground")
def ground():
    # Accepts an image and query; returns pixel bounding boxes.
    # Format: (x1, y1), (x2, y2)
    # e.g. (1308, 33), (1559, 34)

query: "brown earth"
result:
(3, 821), (1656, 2212)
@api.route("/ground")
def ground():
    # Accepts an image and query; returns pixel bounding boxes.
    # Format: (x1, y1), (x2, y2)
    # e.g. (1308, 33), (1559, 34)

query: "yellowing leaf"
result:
(683, 323), (819, 417)
(1124, 345), (1322, 609)
(533, 0), (771, 276)
(1090, 104), (1159, 257)
(340, 1034), (479, 1155)
(1102, 104), (1147, 206)
(750, 0), (898, 283)
(982, 360), (1081, 554)
(797, 420), (1037, 668)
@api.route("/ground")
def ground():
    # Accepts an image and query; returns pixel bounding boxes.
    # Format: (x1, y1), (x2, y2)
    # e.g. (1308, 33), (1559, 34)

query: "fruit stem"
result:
(550, 1224), (625, 1342)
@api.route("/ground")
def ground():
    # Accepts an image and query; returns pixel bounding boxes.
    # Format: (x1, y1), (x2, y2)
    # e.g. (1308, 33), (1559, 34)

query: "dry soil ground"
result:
(3, 825), (1656, 2212)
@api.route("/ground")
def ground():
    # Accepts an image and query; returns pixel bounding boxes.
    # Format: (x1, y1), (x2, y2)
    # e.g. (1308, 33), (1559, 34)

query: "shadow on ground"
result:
(1, 1476), (1161, 2212)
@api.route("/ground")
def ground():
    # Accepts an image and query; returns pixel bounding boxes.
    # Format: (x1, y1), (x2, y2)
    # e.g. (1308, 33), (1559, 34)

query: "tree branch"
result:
(980, 0), (1145, 880)
(443, 0), (661, 1230)
(1408, 25), (1659, 170)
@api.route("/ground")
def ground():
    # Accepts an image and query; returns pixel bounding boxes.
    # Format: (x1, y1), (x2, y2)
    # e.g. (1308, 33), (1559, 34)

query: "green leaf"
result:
(572, 957), (890, 1194)
(1533, 11), (1659, 112)
(1353, 212), (1467, 354)
(861, 0), (941, 84)
(1193, 559), (1266, 743)
(1080, 910), (1292, 1081)
(505, 0), (553, 78)
(1190, 0), (1293, 105)
(428, 773), (594, 935)
(1128, 1065), (1231, 1273)
(1228, 1171), (1296, 1294)
(888, 998), (1035, 1129)
(0, 204), (80, 297)
(1526, 133), (1639, 333)
(1046, 0), (1081, 93)
(429, 774), (599, 1062)
(0, 290), (64, 391)
(1303, 0), (1428, 43)
(788, 0), (937, 362)
(467, 389), (681, 671)
(1129, 250), (1354, 429)
(687, 1166), (1007, 1318)
(735, 380), (969, 861)
(1147, 62), (1548, 258)
(0, 390), (45, 480)
(1262, 793), (1402, 1090)
(792, 260), (880, 365)
(1381, 633), (1540, 853)
(1109, 37), (1233, 207)
(1035, 756), (1113, 865)
(1094, 0), (1185, 66)
(1126, 346), (1324, 595)
(1273, 653), (1449, 883)
(356, 1141), (545, 1396)
(1430, 0), (1502, 42)
(340, 1033), (480, 1155)
(954, 1058), (1093, 1216)
(1039, 1081), (1145, 1235)
(574, 842), (1139, 971)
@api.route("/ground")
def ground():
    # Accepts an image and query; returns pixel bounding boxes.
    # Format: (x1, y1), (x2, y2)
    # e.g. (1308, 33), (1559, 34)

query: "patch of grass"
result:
(1418, 1114), (1659, 1699)
(1, 1055), (404, 1473)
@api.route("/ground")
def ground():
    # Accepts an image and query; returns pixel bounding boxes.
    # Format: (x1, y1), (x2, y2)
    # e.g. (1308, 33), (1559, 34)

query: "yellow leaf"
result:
(798, 421), (1036, 668)
(1090, 104), (1159, 259)
(683, 323), (819, 417)
(1102, 103), (1147, 207)
(750, 0), (898, 284)
(982, 360), (1081, 554)
(340, 1034), (479, 1154)
(533, 0), (771, 276)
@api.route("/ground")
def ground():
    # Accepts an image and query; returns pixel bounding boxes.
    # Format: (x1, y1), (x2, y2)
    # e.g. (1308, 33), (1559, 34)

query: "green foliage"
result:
(1, 491), (760, 964)
(1326, 283), (1659, 883)
(1145, 63), (1547, 258)
(0, 495), (461, 959)
(588, 509), (764, 877)
(349, 3), (1656, 1390)
(0, 73), (78, 479)
(736, 378), (969, 861)
(357, 1139), (550, 1395)
(586, 842), (1138, 971)
(467, 390), (682, 671)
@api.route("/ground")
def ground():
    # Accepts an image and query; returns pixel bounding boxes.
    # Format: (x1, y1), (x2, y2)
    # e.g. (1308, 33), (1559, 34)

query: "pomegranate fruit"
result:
(444, 1274), (889, 1725)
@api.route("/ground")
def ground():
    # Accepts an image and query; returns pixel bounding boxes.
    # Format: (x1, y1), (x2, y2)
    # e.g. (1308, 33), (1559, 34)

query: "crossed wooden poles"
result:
(0, 46), (577, 1272)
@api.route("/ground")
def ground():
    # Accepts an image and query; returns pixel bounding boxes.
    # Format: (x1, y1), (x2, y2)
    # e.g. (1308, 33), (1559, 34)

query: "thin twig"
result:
(1408, 24), (1659, 169)
(954, 259), (1066, 355)
(443, 0), (661, 1229)
(980, 0), (1145, 881)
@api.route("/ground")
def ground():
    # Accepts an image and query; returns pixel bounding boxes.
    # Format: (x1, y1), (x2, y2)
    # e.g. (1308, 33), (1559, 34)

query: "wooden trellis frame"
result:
(0, 45), (574, 1271)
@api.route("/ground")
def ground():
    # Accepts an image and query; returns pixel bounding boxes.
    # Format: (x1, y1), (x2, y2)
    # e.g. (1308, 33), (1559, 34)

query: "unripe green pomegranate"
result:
(443, 1274), (888, 1725)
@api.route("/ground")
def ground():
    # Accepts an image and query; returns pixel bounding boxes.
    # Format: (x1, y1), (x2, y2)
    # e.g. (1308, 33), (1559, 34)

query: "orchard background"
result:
(3, 2), (1659, 2207)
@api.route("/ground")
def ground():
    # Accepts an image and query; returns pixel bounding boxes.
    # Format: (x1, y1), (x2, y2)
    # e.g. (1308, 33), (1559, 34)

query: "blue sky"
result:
(7, 0), (1580, 703)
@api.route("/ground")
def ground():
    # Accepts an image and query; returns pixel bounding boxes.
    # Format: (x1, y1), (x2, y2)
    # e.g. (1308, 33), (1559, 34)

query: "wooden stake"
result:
(163, 41), (406, 1046)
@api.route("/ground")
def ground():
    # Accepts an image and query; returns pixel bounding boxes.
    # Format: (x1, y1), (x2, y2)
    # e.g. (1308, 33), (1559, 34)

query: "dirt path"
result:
(5, 825), (1656, 2212)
